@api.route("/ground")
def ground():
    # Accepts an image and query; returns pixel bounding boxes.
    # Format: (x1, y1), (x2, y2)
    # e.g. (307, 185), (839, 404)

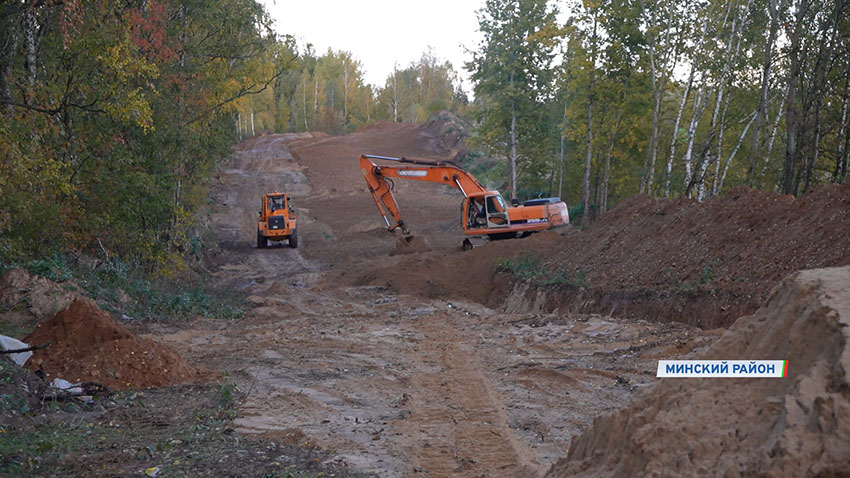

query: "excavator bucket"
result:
(392, 234), (431, 255)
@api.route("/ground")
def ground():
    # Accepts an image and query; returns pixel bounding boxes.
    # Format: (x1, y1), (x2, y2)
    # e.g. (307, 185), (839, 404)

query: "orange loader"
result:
(257, 192), (298, 248)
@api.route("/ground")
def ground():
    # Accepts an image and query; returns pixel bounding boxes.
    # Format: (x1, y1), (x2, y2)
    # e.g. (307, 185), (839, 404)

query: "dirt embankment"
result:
(525, 183), (850, 327)
(546, 265), (850, 478)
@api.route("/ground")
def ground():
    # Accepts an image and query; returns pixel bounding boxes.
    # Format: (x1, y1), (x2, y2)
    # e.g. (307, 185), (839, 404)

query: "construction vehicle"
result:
(360, 154), (569, 249)
(257, 192), (298, 248)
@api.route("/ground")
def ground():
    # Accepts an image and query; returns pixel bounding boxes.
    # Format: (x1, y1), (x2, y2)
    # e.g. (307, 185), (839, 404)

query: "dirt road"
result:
(158, 125), (707, 477)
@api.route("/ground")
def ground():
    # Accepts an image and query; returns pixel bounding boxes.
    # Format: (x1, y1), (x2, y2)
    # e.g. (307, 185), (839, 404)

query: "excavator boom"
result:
(360, 154), (487, 233)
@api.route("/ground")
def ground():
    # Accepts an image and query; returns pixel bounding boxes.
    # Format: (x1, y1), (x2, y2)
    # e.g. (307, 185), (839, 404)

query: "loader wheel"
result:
(462, 238), (473, 251)
(257, 230), (268, 249)
(288, 229), (298, 248)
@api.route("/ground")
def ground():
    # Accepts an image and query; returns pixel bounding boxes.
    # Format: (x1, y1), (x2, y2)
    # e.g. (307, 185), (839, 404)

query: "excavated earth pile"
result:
(545, 266), (850, 478)
(24, 298), (209, 390)
(498, 182), (850, 328)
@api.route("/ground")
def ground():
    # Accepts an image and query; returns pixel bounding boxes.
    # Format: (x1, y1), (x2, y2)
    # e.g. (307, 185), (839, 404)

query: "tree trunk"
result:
(558, 100), (566, 199)
(343, 60), (349, 121)
(746, 0), (780, 185)
(833, 68), (849, 182)
(510, 102), (517, 200)
(782, 0), (807, 195)
(665, 67), (694, 197)
(642, 44), (660, 195)
(719, 111), (758, 192)
(313, 76), (319, 126)
(759, 83), (789, 186)
(682, 85), (706, 194)
(803, 97), (822, 192)
(583, 12), (597, 221)
(24, 4), (37, 104)
(601, 109), (623, 216)
(302, 77), (308, 130)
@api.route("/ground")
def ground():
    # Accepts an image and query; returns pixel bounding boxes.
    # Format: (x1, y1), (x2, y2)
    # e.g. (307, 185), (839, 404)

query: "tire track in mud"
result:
(398, 313), (540, 477)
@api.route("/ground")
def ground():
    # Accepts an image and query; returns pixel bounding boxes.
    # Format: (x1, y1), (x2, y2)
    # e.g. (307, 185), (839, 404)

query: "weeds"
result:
(497, 253), (589, 288)
(0, 253), (244, 322)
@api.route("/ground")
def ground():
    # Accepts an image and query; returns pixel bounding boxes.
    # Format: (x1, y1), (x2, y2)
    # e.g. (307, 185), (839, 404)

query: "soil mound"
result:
(546, 266), (850, 478)
(520, 181), (850, 327)
(351, 231), (562, 304)
(24, 298), (209, 390)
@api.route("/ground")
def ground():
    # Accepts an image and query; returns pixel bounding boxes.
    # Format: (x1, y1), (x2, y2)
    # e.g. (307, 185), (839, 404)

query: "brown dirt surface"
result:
(23, 298), (209, 390)
(474, 183), (850, 329)
(546, 265), (850, 478)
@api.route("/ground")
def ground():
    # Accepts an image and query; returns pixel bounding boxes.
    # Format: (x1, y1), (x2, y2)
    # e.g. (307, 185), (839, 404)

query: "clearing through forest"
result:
(153, 123), (708, 477)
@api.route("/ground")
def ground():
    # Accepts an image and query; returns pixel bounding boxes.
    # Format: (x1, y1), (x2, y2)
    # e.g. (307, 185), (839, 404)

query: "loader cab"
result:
(266, 194), (288, 214)
(464, 192), (510, 230)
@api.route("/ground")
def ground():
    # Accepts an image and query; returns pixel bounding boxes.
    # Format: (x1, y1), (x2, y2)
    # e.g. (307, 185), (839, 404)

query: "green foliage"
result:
(0, 253), (244, 322)
(466, 0), (850, 214)
(0, 0), (290, 270)
(497, 253), (589, 288)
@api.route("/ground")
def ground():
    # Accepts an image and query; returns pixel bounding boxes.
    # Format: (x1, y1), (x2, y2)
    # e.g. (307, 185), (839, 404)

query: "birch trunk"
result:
(313, 77), (319, 127)
(746, 0), (780, 185)
(719, 111), (758, 191)
(665, 67), (694, 197)
(682, 85), (706, 194)
(782, 0), (807, 195)
(759, 85), (788, 184)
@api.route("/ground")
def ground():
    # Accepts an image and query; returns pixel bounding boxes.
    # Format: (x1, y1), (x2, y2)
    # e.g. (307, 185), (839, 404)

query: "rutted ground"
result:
(157, 128), (708, 477)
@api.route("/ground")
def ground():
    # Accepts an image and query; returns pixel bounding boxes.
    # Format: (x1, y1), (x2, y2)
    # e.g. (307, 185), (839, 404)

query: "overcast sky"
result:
(260, 0), (484, 92)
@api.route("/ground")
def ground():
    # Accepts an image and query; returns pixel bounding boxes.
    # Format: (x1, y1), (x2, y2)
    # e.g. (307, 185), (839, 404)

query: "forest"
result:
(1, 0), (848, 267)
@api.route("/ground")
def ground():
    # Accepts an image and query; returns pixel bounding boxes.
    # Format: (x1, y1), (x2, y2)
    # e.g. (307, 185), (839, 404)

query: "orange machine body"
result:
(257, 192), (298, 248)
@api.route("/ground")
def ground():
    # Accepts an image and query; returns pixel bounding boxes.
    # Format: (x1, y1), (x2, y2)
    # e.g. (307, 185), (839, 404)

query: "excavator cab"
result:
(484, 194), (510, 228)
(464, 193), (510, 230)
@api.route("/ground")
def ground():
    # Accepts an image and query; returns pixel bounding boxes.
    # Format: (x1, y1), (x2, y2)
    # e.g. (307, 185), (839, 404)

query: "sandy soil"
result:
(153, 125), (708, 477)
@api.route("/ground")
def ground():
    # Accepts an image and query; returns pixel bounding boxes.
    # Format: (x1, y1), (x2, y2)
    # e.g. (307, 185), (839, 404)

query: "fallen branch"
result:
(0, 341), (50, 354)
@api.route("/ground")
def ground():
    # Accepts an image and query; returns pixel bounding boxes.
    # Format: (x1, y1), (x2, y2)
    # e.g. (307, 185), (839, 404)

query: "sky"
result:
(260, 0), (485, 92)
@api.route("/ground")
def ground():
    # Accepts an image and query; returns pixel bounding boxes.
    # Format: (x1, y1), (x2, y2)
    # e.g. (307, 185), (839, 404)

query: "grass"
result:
(0, 252), (244, 322)
(496, 253), (589, 288)
(0, 382), (371, 477)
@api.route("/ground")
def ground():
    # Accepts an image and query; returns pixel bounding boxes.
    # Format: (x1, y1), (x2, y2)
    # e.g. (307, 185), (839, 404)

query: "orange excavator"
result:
(360, 154), (569, 249)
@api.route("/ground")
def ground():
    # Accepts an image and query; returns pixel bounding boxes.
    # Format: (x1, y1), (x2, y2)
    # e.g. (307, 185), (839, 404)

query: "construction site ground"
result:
(3, 120), (849, 477)
(147, 125), (715, 477)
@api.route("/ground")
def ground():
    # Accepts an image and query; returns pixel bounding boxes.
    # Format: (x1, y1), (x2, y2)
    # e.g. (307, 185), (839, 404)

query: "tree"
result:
(466, 0), (562, 199)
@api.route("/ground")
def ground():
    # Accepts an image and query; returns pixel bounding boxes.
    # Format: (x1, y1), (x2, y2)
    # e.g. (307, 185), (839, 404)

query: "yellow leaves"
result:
(102, 88), (155, 132)
(95, 32), (159, 131)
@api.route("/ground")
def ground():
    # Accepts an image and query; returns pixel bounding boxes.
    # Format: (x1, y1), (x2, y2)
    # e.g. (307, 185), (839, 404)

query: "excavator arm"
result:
(359, 154), (488, 234)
